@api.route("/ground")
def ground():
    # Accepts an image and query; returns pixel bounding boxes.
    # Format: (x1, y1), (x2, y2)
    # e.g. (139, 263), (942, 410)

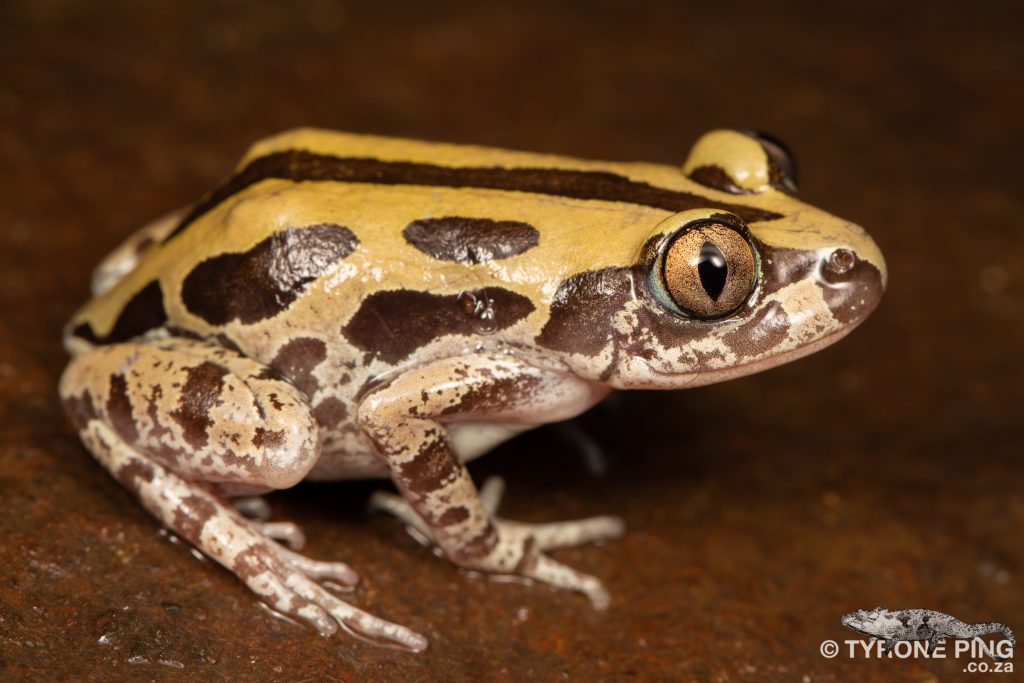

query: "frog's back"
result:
(64, 128), (781, 368)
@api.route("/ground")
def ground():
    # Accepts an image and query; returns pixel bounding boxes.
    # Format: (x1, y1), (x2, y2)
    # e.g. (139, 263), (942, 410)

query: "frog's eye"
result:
(683, 129), (798, 195)
(657, 218), (758, 319)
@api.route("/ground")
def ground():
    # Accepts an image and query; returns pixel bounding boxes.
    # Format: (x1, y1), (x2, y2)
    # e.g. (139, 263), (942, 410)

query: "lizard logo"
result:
(841, 606), (1016, 662)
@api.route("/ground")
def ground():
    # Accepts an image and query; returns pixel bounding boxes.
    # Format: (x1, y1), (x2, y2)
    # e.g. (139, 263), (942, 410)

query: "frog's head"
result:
(570, 129), (887, 389)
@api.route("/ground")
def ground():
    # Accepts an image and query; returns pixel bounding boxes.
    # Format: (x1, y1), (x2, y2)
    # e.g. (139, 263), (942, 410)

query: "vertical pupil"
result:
(697, 242), (728, 301)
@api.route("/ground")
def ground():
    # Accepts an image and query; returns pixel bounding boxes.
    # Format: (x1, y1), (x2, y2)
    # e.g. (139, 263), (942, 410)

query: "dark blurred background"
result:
(1, 1), (1021, 680)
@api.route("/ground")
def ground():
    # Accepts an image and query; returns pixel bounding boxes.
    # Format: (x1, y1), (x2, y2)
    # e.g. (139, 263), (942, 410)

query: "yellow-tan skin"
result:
(60, 129), (886, 651)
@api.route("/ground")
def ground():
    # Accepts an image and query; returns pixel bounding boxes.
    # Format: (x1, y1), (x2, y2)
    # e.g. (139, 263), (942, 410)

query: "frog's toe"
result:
(255, 521), (307, 551)
(478, 476), (506, 516)
(523, 553), (612, 610)
(275, 544), (360, 587)
(369, 490), (434, 539)
(510, 515), (626, 551)
(284, 572), (428, 652)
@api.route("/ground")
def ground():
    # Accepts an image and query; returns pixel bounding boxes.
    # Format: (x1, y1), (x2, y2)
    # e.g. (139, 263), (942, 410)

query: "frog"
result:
(60, 128), (886, 652)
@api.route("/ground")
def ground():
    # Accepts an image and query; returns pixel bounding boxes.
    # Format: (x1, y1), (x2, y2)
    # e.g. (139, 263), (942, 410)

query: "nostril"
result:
(828, 248), (856, 275)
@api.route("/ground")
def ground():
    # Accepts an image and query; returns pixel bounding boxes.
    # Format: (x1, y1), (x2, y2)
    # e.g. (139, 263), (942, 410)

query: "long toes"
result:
(287, 573), (428, 652)
(294, 602), (338, 635)
(369, 491), (433, 539)
(276, 545), (360, 586)
(508, 515), (626, 551)
(478, 476), (506, 515)
(333, 606), (430, 653)
(246, 544), (423, 650)
(255, 521), (307, 550)
(523, 554), (611, 610)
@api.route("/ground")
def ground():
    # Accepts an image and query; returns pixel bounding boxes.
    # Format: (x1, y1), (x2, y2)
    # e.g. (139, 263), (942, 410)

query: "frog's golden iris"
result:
(657, 218), (758, 320)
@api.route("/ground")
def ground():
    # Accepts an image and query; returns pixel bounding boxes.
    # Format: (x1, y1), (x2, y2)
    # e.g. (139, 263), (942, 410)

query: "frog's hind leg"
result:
(60, 337), (427, 652)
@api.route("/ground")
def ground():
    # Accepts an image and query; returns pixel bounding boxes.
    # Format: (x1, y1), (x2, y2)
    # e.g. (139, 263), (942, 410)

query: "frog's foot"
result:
(370, 476), (625, 609)
(80, 420), (425, 651)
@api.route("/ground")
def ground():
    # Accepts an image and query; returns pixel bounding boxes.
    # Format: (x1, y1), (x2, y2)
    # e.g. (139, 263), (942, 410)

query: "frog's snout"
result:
(814, 240), (886, 327)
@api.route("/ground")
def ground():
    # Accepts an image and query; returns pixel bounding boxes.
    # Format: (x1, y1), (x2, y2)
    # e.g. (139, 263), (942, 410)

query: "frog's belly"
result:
(305, 421), (535, 481)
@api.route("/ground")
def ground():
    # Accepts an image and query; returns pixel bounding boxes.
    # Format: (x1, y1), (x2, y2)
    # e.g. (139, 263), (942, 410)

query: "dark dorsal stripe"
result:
(165, 150), (783, 242)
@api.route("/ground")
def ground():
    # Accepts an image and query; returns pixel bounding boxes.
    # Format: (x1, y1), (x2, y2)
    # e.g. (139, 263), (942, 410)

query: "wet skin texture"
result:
(57, 121), (885, 652)
(3, 1), (1022, 680)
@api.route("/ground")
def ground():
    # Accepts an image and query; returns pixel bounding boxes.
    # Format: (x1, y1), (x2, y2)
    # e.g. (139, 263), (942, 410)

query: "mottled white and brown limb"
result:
(60, 339), (426, 652)
(359, 354), (624, 608)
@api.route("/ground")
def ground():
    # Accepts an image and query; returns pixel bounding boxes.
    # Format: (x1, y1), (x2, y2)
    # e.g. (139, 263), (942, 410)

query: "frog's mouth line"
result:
(644, 322), (861, 389)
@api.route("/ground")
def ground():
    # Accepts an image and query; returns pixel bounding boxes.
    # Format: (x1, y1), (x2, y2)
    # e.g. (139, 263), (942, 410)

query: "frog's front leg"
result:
(358, 355), (625, 608)
(60, 338), (427, 651)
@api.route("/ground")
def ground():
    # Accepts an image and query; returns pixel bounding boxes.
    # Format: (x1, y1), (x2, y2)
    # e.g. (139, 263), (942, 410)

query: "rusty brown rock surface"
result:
(1, 1), (1021, 680)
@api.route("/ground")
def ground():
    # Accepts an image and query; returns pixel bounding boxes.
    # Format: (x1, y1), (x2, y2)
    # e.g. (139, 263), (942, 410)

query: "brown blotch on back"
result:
(402, 217), (539, 264)
(270, 337), (327, 396)
(169, 361), (228, 449)
(106, 374), (139, 443)
(181, 224), (359, 325)
(342, 288), (535, 364)
(73, 280), (168, 345)
(536, 267), (633, 356)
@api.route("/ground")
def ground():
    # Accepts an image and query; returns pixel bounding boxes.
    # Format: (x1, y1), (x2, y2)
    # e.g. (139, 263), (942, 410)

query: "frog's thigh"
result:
(357, 354), (607, 564)
(60, 339), (428, 649)
(60, 337), (320, 489)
